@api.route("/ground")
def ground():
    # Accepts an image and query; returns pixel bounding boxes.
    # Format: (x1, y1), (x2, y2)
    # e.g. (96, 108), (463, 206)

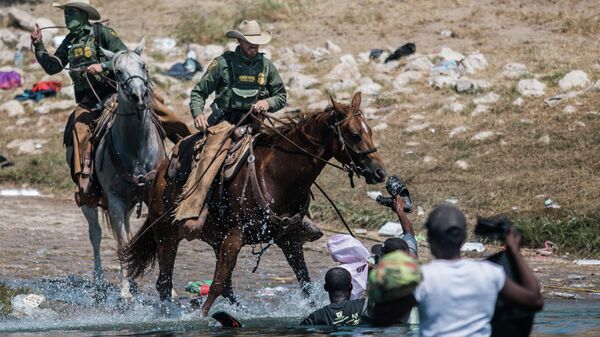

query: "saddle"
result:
(168, 124), (256, 222)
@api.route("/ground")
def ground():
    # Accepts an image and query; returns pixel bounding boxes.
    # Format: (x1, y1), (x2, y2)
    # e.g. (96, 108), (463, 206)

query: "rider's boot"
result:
(80, 142), (94, 194)
(299, 216), (323, 243)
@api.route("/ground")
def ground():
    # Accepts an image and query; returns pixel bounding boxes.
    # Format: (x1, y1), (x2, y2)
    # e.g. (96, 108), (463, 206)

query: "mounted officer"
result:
(177, 20), (321, 242)
(31, 0), (190, 206)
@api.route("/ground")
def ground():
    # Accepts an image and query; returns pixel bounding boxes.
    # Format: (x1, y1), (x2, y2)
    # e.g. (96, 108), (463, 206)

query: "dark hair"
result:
(428, 227), (466, 258)
(324, 267), (352, 292)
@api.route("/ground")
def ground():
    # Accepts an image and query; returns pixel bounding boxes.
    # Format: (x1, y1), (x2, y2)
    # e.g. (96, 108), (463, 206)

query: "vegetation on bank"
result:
(0, 282), (29, 317)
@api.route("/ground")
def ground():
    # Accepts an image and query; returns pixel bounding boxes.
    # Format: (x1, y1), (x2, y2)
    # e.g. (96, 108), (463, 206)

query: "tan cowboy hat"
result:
(52, 0), (101, 21)
(225, 20), (271, 45)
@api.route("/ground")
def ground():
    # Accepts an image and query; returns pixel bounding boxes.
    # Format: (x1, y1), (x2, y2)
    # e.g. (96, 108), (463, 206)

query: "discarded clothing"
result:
(15, 81), (62, 102)
(32, 81), (62, 93)
(369, 49), (384, 60)
(167, 58), (203, 80)
(0, 154), (14, 168)
(0, 71), (21, 90)
(328, 234), (371, 300)
(384, 43), (416, 63)
(185, 280), (212, 296)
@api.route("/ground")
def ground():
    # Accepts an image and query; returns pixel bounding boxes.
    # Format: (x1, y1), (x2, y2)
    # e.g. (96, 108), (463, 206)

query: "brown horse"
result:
(123, 92), (386, 315)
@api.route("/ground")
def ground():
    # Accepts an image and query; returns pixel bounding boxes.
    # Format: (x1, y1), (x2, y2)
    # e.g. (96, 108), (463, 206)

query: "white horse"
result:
(74, 38), (166, 298)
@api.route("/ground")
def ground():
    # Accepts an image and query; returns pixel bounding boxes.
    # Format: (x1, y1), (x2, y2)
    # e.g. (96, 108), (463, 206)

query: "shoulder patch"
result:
(106, 27), (118, 37)
(207, 59), (218, 72)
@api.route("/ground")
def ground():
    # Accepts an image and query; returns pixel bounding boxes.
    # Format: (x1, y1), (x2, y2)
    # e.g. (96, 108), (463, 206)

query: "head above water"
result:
(324, 267), (352, 302)
(329, 92), (387, 184)
(425, 203), (467, 259)
(371, 238), (410, 257)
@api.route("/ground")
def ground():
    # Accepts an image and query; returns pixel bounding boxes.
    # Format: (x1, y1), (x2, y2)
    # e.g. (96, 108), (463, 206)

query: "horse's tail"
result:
(120, 216), (158, 279)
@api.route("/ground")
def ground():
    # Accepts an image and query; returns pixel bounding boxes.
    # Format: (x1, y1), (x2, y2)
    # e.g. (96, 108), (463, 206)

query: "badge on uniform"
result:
(74, 47), (84, 57)
(84, 46), (93, 58)
(257, 72), (265, 86)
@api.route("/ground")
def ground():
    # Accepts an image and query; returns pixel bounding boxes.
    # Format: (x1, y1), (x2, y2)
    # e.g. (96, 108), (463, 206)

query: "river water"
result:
(1, 275), (599, 337)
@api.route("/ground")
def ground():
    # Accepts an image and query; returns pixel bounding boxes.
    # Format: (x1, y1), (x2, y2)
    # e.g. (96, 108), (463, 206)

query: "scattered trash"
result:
(544, 199), (561, 209)
(567, 274), (586, 280)
(0, 154), (15, 168)
(417, 206), (424, 216)
(439, 30), (454, 38)
(574, 259), (600, 266)
(0, 189), (41, 196)
(431, 59), (458, 75)
(15, 81), (62, 102)
(367, 191), (382, 200)
(152, 37), (177, 54)
(369, 48), (384, 60)
(384, 43), (416, 63)
(548, 291), (583, 300)
(461, 242), (485, 253)
(354, 228), (368, 235)
(13, 48), (24, 69)
(0, 71), (21, 90)
(166, 57), (203, 80)
(445, 198), (458, 204)
(536, 240), (557, 256)
(378, 221), (404, 237)
(185, 280), (212, 296)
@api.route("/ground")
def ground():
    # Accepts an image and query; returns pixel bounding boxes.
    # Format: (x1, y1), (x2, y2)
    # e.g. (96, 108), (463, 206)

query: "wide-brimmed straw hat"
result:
(225, 20), (271, 45)
(53, 0), (101, 21)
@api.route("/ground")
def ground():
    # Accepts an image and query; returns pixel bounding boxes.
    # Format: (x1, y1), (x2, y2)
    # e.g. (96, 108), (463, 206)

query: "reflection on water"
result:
(1, 276), (599, 336)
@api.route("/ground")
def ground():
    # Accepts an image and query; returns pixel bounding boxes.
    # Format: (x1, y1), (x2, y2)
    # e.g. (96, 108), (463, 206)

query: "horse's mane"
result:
(259, 105), (351, 145)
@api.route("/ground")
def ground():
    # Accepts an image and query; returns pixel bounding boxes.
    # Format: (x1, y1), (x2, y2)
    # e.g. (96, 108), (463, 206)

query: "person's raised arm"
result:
(499, 228), (543, 311)
(391, 196), (417, 257)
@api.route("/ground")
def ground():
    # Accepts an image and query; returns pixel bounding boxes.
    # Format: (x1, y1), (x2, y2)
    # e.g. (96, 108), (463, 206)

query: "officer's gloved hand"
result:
(252, 100), (269, 114)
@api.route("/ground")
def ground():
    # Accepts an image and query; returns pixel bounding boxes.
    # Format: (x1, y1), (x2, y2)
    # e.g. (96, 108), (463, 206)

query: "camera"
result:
(475, 214), (513, 241)
(376, 176), (413, 213)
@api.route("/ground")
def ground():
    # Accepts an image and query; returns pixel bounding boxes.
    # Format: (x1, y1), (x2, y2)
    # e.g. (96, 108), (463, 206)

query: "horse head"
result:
(101, 38), (149, 112)
(328, 92), (387, 184)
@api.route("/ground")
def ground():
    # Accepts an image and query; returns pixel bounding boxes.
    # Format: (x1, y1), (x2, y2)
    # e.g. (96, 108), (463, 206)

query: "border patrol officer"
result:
(31, 0), (191, 206)
(189, 20), (287, 130)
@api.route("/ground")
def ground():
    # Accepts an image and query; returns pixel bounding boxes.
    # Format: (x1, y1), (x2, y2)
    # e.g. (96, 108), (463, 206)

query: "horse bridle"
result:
(111, 51), (150, 118)
(329, 111), (378, 185)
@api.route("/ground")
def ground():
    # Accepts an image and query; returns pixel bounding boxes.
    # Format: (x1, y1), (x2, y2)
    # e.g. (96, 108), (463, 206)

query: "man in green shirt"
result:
(31, 0), (190, 206)
(189, 19), (287, 129)
(178, 20), (321, 243)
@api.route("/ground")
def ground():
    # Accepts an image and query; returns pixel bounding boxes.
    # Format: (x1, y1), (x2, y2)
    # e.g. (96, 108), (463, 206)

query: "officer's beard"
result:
(65, 11), (89, 35)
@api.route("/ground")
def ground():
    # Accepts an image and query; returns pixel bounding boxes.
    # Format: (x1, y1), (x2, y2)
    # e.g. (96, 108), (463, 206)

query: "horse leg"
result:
(278, 239), (311, 297)
(156, 223), (180, 302)
(211, 246), (237, 305)
(81, 205), (103, 283)
(106, 197), (133, 299)
(202, 228), (243, 316)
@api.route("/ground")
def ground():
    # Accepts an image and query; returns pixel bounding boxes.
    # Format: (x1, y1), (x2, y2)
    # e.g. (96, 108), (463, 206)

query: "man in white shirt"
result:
(414, 204), (543, 337)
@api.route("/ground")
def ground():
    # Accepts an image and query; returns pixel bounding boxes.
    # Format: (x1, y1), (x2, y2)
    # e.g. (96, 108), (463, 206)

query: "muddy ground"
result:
(1, 195), (598, 302)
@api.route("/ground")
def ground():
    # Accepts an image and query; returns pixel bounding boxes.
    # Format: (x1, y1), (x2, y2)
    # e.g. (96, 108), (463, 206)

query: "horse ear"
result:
(329, 95), (344, 114)
(134, 36), (146, 55)
(351, 92), (362, 110)
(100, 47), (115, 59)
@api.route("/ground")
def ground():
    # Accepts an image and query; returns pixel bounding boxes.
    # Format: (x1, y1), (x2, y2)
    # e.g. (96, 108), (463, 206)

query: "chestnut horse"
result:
(123, 92), (386, 315)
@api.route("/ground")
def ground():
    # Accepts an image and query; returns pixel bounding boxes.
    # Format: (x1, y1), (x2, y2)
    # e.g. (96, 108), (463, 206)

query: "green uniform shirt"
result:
(190, 46), (287, 118)
(34, 24), (127, 103)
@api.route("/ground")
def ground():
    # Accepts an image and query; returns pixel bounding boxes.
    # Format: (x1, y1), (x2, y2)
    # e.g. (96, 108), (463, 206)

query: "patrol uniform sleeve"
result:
(189, 59), (222, 118)
(265, 60), (287, 112)
(101, 26), (127, 71)
(34, 36), (69, 75)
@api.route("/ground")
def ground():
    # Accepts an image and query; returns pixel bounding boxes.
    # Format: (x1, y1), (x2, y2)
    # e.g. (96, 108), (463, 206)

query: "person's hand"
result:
(391, 195), (406, 214)
(505, 227), (522, 252)
(31, 23), (42, 45)
(194, 114), (209, 131)
(86, 64), (103, 75)
(252, 99), (269, 113)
